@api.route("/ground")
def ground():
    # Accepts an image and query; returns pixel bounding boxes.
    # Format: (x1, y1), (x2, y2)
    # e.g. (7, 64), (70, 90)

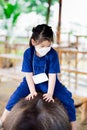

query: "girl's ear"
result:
(31, 39), (36, 46)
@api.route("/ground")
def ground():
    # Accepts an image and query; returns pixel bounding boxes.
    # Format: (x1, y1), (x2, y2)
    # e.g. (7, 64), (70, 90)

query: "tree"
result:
(0, 0), (60, 46)
(0, 0), (22, 33)
(23, 0), (58, 24)
(0, 0), (22, 52)
(23, 0), (60, 43)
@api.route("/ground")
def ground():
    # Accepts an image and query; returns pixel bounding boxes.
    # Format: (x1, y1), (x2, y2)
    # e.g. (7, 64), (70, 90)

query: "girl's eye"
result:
(40, 45), (45, 48)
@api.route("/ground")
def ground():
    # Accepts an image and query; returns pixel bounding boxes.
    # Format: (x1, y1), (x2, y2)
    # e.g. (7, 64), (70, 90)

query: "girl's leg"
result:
(0, 80), (29, 127)
(0, 109), (10, 126)
(0, 120), (2, 128)
(70, 121), (77, 130)
(6, 81), (30, 111)
(54, 83), (76, 128)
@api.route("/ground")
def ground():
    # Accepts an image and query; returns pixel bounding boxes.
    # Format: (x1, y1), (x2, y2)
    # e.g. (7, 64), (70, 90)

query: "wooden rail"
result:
(61, 67), (87, 75)
(0, 68), (23, 81)
(0, 54), (23, 81)
(0, 54), (22, 68)
(54, 47), (87, 89)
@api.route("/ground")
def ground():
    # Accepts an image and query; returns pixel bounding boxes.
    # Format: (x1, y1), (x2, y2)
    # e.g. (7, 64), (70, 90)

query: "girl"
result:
(0, 24), (77, 130)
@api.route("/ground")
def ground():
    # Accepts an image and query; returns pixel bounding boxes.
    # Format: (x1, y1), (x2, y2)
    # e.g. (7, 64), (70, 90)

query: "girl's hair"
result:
(29, 24), (54, 47)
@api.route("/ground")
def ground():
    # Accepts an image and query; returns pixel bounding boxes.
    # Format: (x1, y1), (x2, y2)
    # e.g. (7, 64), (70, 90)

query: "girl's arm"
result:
(48, 73), (56, 96)
(25, 72), (37, 100)
(43, 73), (56, 102)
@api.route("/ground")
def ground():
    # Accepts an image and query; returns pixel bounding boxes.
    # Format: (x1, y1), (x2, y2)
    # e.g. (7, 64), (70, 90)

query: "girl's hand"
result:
(25, 92), (37, 100)
(43, 93), (54, 102)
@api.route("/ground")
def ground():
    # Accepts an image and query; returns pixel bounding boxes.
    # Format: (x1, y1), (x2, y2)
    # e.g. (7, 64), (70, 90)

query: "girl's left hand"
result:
(43, 93), (54, 102)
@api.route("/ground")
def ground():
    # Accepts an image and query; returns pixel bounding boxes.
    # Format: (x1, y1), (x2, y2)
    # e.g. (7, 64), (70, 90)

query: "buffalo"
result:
(3, 93), (71, 130)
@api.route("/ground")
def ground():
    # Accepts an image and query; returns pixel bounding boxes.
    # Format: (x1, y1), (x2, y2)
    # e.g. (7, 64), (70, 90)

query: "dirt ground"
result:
(0, 80), (87, 130)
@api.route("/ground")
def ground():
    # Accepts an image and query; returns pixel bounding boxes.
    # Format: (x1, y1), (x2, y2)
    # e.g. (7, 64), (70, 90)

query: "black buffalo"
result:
(3, 93), (71, 130)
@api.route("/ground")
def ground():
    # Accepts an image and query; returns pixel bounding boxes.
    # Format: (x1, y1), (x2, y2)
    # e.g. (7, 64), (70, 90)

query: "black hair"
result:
(29, 24), (54, 47)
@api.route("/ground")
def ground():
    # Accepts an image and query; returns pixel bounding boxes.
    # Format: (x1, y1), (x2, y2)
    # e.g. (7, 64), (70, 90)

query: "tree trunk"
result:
(57, 0), (62, 44)
(46, 0), (52, 25)
(5, 36), (8, 53)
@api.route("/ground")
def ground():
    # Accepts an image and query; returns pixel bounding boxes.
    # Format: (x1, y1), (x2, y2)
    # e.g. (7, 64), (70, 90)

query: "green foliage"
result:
(4, 3), (15, 18)
(23, 0), (58, 16)
(0, 0), (59, 36)
(0, 6), (3, 19)
(35, 5), (47, 16)
(0, 0), (22, 27)
(22, 0), (59, 23)
(0, 0), (59, 26)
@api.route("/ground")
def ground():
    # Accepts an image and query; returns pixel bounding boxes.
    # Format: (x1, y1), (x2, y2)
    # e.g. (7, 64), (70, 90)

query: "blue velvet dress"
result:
(6, 46), (76, 121)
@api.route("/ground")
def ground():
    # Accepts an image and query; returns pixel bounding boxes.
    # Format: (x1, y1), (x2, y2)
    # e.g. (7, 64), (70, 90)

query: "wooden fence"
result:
(55, 47), (87, 90)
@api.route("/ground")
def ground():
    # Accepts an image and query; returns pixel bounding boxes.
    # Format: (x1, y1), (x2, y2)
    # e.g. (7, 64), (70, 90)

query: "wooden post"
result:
(75, 51), (78, 89)
(57, 0), (62, 44)
(46, 0), (52, 25)
(68, 33), (71, 47)
(74, 35), (79, 89)
(76, 36), (79, 49)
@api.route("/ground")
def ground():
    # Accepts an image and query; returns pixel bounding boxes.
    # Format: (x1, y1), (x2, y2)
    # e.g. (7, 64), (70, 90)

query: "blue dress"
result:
(6, 46), (76, 122)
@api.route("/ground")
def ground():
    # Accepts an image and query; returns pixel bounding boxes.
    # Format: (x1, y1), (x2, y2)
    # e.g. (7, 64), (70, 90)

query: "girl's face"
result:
(31, 39), (51, 57)
(32, 39), (51, 48)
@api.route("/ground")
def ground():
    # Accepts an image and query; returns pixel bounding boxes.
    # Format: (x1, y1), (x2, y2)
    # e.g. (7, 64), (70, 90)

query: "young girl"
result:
(0, 24), (77, 130)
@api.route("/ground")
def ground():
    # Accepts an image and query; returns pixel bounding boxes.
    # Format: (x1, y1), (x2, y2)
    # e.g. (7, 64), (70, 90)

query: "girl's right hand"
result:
(25, 92), (37, 100)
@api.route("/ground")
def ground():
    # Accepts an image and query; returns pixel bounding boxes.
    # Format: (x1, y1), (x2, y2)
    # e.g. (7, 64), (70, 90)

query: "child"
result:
(0, 24), (77, 130)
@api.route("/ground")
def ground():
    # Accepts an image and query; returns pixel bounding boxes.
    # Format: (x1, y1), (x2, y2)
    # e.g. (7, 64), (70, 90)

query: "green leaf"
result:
(12, 12), (20, 26)
(3, 3), (14, 18)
